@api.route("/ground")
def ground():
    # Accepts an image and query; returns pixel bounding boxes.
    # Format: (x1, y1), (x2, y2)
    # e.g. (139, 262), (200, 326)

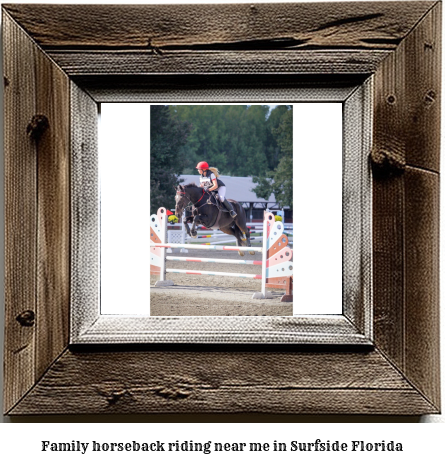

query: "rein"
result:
(177, 188), (207, 209)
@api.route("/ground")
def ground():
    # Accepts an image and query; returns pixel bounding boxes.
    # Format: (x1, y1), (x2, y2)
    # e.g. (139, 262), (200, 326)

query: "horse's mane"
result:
(184, 182), (198, 188)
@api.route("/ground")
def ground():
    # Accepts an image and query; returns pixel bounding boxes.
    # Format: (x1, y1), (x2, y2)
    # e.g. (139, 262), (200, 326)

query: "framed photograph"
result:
(3, 2), (440, 415)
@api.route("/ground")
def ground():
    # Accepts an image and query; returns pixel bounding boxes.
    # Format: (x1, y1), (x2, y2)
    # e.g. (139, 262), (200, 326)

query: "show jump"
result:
(150, 207), (293, 302)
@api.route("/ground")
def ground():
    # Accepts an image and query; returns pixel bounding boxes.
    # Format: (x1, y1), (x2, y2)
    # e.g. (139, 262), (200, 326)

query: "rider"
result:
(196, 161), (237, 218)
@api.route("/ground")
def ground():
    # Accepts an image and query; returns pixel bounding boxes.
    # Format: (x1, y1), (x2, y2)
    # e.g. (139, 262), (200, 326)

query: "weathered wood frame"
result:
(3, 2), (440, 415)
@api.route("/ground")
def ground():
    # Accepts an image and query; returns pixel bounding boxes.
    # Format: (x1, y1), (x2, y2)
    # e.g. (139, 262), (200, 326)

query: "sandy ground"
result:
(150, 242), (293, 316)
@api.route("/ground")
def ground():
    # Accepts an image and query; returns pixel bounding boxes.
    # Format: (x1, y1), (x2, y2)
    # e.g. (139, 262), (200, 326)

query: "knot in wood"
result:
(27, 115), (49, 140)
(105, 390), (128, 405)
(96, 385), (130, 405)
(154, 386), (191, 400)
(16, 310), (35, 327)
(370, 149), (405, 178)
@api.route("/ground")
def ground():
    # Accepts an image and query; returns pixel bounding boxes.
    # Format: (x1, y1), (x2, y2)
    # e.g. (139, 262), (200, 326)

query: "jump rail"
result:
(167, 226), (259, 249)
(151, 207), (293, 301)
(167, 257), (263, 265)
(155, 244), (263, 252)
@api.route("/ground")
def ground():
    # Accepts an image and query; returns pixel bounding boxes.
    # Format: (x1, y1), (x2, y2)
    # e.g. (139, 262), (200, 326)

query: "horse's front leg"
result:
(191, 215), (202, 238)
(183, 216), (193, 237)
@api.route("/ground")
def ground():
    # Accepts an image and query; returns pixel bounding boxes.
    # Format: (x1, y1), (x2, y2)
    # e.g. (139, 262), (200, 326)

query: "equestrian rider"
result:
(196, 161), (237, 218)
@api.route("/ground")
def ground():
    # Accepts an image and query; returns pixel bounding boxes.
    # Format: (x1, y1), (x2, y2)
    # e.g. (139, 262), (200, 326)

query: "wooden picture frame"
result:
(3, 2), (440, 415)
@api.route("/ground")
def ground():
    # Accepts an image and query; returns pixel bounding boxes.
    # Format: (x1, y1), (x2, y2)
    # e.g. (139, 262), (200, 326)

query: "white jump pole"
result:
(180, 210), (188, 253)
(154, 243), (263, 252)
(166, 257), (262, 265)
(189, 238), (259, 246)
(166, 269), (262, 279)
(150, 207), (174, 286)
(261, 210), (269, 298)
(160, 213), (167, 279)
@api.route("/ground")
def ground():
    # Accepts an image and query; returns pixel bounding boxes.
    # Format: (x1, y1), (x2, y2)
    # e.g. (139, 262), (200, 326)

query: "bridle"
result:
(176, 187), (207, 210)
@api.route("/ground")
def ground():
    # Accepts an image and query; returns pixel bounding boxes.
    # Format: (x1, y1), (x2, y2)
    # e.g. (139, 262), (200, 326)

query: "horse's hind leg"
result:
(234, 207), (255, 255)
(220, 226), (245, 256)
(243, 227), (255, 255)
(234, 224), (254, 256)
(232, 225), (248, 257)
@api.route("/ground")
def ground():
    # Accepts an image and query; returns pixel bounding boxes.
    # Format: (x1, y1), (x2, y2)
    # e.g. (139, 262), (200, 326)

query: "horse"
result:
(174, 183), (255, 256)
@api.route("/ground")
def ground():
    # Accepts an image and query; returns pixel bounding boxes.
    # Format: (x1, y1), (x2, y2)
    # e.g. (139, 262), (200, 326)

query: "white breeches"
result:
(217, 186), (226, 201)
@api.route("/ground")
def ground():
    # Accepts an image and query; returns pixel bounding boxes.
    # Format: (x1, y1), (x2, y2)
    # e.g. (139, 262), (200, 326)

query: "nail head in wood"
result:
(425, 90), (436, 105)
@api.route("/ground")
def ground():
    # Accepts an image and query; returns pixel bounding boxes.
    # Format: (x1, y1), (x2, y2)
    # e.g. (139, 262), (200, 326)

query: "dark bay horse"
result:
(174, 183), (254, 256)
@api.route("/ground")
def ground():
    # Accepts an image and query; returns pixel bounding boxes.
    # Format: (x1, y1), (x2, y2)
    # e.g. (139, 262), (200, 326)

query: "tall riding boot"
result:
(223, 199), (237, 218)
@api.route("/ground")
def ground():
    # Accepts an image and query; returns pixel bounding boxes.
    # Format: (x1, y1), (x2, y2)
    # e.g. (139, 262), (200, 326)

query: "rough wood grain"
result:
(404, 2), (441, 172)
(372, 36), (407, 177)
(404, 168), (440, 409)
(76, 74), (365, 103)
(2, 2), (435, 50)
(371, 2), (441, 412)
(47, 50), (391, 76)
(371, 13), (408, 372)
(9, 349), (438, 415)
(401, 2), (441, 411)
(343, 81), (373, 337)
(35, 44), (71, 380)
(70, 83), (100, 339)
(372, 176), (405, 370)
(372, 2), (441, 172)
(75, 315), (370, 346)
(3, 12), (37, 414)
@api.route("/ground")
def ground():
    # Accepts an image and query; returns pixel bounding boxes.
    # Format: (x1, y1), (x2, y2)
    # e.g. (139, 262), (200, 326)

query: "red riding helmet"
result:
(196, 161), (209, 170)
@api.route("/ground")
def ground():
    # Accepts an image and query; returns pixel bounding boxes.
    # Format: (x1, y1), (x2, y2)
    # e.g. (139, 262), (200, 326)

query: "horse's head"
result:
(174, 185), (188, 219)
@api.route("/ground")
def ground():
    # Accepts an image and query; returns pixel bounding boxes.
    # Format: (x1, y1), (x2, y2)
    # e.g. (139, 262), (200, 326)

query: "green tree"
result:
(168, 104), (293, 203)
(252, 107), (293, 208)
(253, 156), (293, 208)
(273, 107), (293, 157)
(265, 105), (290, 170)
(150, 105), (191, 213)
(172, 105), (271, 177)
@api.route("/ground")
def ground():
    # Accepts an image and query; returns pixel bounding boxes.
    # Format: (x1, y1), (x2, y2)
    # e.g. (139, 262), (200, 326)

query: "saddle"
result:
(206, 191), (230, 213)
(186, 191), (234, 230)
(188, 192), (228, 230)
